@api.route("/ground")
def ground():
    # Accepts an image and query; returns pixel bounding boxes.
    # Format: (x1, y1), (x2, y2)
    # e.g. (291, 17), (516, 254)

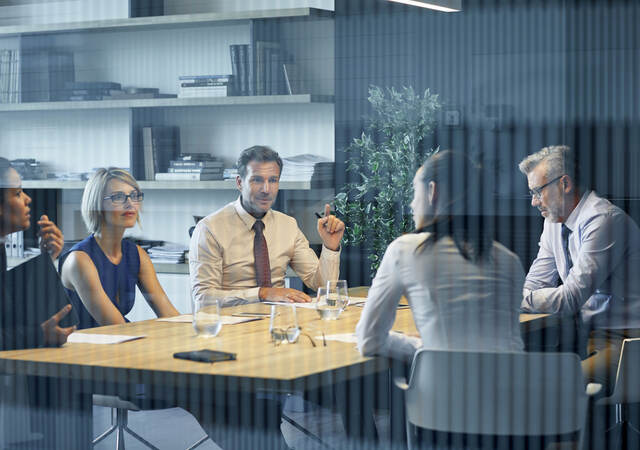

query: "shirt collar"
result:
(564, 190), (591, 232)
(233, 196), (273, 231)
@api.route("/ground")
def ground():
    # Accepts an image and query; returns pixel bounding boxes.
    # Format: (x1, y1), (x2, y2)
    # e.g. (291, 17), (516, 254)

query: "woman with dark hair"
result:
(356, 150), (524, 360)
(0, 157), (74, 348)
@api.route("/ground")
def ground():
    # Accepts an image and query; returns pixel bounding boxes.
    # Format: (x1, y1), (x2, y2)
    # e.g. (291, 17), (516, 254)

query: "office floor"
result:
(91, 396), (395, 450)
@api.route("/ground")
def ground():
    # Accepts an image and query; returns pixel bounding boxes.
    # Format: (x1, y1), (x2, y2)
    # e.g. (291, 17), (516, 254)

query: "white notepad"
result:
(67, 333), (145, 345)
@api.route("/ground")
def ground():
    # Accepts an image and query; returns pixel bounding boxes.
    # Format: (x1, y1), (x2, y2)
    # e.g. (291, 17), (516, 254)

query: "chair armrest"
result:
(586, 383), (603, 397)
(394, 376), (409, 391)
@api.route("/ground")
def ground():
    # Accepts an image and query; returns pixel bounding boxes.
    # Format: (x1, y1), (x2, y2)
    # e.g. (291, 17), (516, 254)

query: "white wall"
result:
(0, 0), (130, 26)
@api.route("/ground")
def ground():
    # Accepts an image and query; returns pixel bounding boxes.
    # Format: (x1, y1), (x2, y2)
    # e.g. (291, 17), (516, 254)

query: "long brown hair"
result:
(414, 150), (491, 262)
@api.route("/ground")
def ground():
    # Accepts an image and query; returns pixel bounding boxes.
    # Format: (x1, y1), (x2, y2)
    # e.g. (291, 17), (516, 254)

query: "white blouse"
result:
(356, 233), (525, 361)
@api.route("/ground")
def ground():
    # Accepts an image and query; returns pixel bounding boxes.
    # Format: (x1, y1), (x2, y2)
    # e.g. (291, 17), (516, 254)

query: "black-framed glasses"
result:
(103, 191), (144, 205)
(529, 175), (564, 199)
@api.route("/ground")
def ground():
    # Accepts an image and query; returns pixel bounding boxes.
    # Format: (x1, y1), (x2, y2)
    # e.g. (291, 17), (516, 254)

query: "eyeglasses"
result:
(528, 175), (564, 199)
(103, 191), (144, 205)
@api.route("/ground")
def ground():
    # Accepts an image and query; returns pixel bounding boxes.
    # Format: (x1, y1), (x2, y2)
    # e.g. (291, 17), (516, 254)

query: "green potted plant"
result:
(335, 85), (441, 278)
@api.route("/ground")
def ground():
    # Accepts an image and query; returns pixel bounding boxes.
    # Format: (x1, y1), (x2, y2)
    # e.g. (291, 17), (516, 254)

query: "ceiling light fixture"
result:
(388, 0), (462, 12)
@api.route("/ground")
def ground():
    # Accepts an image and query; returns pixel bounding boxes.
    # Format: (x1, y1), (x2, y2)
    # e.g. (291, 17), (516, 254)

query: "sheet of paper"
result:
(263, 301), (318, 310)
(315, 333), (358, 344)
(157, 314), (262, 325)
(67, 333), (145, 345)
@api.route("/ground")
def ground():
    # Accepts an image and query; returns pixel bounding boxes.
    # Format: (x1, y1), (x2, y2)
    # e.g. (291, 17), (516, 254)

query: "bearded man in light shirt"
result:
(519, 145), (640, 393)
(189, 145), (345, 306)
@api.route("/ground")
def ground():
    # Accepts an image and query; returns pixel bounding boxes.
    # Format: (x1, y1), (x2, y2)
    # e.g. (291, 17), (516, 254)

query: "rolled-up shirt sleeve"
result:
(523, 213), (627, 315)
(189, 221), (260, 307)
(289, 227), (340, 291)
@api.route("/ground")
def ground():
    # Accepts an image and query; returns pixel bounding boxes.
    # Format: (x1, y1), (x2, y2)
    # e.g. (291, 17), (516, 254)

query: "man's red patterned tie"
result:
(253, 220), (272, 287)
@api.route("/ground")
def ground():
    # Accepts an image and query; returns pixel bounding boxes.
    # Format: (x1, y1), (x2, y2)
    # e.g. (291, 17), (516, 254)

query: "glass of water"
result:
(193, 296), (222, 338)
(327, 280), (349, 309)
(316, 283), (347, 320)
(269, 304), (300, 345)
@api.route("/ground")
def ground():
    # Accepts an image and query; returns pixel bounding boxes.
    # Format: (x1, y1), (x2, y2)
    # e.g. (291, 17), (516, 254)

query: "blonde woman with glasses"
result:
(60, 167), (178, 329)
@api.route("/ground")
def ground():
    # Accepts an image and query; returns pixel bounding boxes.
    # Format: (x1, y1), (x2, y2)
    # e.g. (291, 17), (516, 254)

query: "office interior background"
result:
(0, 0), (638, 448)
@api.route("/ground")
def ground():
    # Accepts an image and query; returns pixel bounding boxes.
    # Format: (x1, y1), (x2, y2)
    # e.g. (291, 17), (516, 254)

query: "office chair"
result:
(596, 338), (640, 449)
(92, 395), (208, 450)
(395, 349), (595, 450)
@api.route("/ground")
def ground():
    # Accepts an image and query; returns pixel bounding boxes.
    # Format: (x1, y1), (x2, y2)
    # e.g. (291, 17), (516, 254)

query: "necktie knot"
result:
(253, 220), (265, 234)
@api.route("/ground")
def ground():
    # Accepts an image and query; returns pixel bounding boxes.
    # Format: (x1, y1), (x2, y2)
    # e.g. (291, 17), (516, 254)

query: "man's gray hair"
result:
(518, 145), (578, 182)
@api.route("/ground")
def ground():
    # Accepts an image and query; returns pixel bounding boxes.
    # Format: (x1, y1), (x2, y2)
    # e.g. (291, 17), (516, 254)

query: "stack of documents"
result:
(147, 242), (187, 264)
(279, 154), (334, 185)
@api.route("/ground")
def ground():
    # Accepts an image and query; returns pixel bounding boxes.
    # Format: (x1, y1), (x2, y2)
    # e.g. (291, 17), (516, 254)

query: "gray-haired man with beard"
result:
(519, 145), (640, 393)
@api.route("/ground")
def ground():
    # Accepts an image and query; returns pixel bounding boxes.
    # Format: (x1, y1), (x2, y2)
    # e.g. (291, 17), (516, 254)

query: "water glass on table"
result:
(193, 296), (222, 337)
(316, 280), (349, 320)
(269, 304), (300, 345)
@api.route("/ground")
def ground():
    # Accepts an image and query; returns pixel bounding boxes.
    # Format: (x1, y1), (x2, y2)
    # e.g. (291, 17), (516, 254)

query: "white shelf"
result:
(0, 95), (334, 112)
(22, 179), (317, 190)
(0, 8), (332, 37)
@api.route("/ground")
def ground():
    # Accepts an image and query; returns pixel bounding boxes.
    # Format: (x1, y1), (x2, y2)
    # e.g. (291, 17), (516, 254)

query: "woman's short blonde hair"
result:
(81, 167), (141, 234)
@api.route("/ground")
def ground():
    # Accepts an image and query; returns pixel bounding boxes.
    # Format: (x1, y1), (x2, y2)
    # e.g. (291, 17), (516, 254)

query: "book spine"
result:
(247, 44), (255, 97)
(0, 50), (9, 103)
(142, 127), (154, 181)
(283, 63), (292, 96)
(155, 173), (202, 181)
(170, 161), (223, 168)
(17, 230), (23, 258)
(179, 80), (230, 87)
(229, 44), (241, 96)
(178, 74), (231, 81)
(168, 167), (223, 173)
(178, 86), (228, 93)
(270, 49), (280, 95)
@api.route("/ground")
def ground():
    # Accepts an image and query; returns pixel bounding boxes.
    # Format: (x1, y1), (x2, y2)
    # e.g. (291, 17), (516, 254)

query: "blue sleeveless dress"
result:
(59, 235), (140, 329)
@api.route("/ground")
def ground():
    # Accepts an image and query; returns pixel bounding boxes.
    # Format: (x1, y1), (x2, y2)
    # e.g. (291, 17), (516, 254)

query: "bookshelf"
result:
(0, 8), (332, 37)
(0, 94), (333, 112)
(3, 5), (336, 321)
(23, 179), (320, 190)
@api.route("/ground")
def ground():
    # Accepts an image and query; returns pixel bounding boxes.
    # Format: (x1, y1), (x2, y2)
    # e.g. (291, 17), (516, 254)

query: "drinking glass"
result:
(269, 304), (300, 344)
(327, 280), (349, 309)
(192, 296), (222, 337)
(315, 283), (347, 320)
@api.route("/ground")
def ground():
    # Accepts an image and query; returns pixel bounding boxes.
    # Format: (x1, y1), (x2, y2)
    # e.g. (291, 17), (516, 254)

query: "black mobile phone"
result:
(173, 349), (237, 363)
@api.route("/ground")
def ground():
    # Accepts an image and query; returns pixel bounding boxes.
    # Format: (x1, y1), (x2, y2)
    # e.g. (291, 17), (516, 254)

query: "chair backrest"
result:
(608, 338), (640, 404)
(404, 349), (587, 437)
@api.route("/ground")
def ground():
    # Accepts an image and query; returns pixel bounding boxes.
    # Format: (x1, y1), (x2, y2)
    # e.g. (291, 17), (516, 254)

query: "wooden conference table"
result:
(0, 295), (551, 448)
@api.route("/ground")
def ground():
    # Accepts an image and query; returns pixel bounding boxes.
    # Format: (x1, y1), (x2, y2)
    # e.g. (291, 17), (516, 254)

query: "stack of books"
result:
(10, 158), (47, 180)
(103, 87), (177, 100)
(223, 168), (239, 179)
(60, 83), (177, 101)
(177, 75), (232, 98)
(156, 154), (224, 181)
(61, 81), (122, 101)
